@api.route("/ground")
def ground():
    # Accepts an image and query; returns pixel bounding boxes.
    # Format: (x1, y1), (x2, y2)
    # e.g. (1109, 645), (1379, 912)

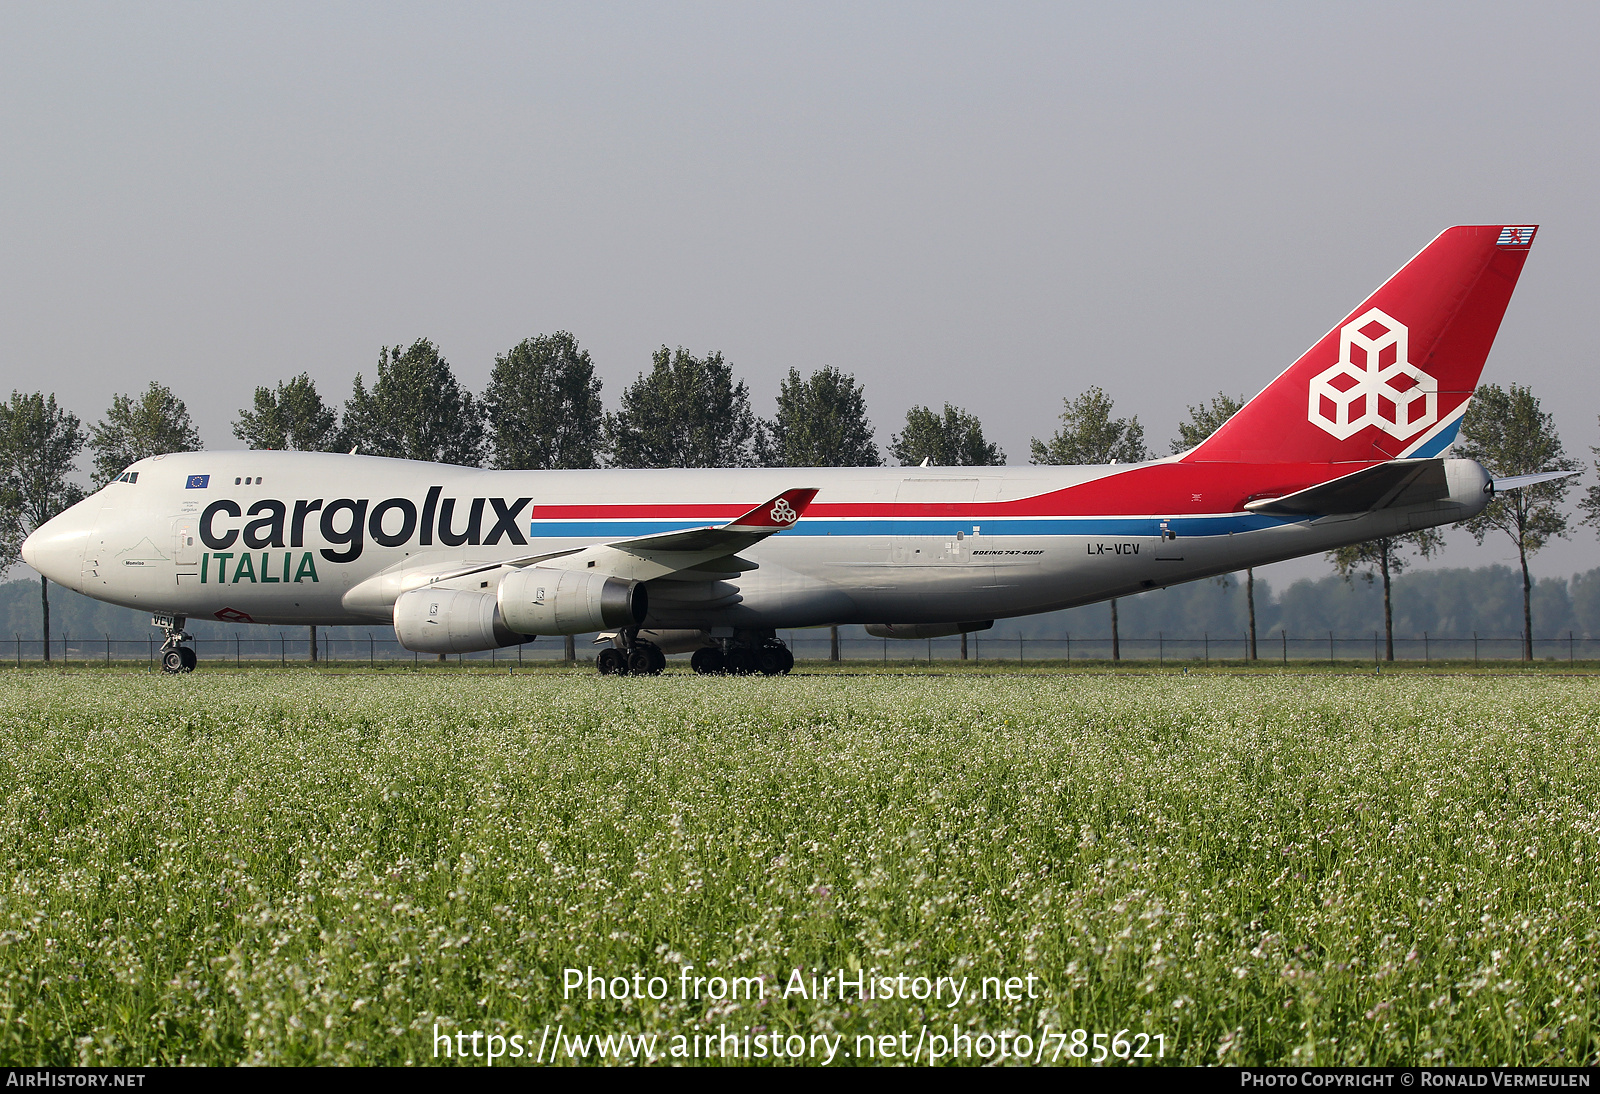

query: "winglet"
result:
(724, 488), (818, 532)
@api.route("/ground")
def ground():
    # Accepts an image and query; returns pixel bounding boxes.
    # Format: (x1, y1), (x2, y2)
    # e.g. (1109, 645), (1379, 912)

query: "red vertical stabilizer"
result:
(1183, 225), (1536, 465)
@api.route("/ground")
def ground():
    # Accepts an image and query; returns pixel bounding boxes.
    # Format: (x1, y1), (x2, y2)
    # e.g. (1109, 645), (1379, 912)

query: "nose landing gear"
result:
(160, 646), (198, 674)
(153, 612), (196, 674)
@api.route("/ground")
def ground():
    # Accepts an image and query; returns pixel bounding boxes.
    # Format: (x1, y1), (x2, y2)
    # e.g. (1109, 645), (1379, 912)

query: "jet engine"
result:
(498, 569), (646, 636)
(393, 587), (530, 654)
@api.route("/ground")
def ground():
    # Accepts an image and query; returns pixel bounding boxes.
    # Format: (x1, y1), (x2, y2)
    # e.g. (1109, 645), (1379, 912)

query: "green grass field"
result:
(1, 670), (1596, 1065)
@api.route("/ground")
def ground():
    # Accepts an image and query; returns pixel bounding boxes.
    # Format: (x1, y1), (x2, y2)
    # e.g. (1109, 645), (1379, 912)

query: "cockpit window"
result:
(113, 471), (139, 484)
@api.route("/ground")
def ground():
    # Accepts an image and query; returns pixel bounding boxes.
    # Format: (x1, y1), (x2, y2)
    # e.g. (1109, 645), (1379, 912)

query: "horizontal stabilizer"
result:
(1494, 470), (1580, 492)
(1245, 459), (1450, 516)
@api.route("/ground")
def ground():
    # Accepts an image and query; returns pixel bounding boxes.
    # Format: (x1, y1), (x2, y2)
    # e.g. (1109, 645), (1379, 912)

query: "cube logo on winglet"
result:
(1307, 308), (1437, 441)
(727, 487), (818, 531)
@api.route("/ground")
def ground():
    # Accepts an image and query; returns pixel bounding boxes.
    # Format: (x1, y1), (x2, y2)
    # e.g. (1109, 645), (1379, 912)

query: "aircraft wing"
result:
(401, 487), (819, 590)
(605, 487), (818, 555)
(536, 487), (819, 582)
(1244, 459), (1451, 517)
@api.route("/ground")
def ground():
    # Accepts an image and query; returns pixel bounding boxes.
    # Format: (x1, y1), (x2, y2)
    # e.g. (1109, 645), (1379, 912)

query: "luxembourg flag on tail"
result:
(1183, 225), (1537, 466)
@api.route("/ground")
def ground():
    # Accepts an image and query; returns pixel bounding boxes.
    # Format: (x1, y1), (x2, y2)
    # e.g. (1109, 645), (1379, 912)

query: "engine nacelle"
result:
(498, 569), (646, 636)
(865, 620), (994, 640)
(393, 587), (530, 654)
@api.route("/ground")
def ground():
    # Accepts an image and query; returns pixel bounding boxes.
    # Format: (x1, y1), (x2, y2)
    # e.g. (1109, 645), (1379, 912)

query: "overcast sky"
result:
(3, 2), (1597, 583)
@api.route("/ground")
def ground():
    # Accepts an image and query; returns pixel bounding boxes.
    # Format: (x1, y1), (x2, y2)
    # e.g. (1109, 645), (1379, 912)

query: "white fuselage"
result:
(22, 451), (1490, 637)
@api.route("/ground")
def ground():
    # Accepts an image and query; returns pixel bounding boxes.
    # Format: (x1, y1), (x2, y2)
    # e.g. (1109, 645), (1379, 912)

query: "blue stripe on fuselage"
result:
(529, 513), (1299, 540)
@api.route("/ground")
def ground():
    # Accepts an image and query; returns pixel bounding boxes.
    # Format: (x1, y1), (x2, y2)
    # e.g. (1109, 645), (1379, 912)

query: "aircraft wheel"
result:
(648, 647), (667, 674)
(756, 648), (785, 676)
(725, 648), (755, 675)
(691, 648), (725, 675)
(597, 648), (626, 675)
(777, 647), (794, 674)
(161, 649), (186, 675)
(628, 647), (659, 676)
(178, 646), (197, 672)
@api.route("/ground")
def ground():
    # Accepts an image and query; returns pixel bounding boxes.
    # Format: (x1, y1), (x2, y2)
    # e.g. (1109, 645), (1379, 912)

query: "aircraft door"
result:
(174, 520), (200, 583)
(79, 508), (107, 587)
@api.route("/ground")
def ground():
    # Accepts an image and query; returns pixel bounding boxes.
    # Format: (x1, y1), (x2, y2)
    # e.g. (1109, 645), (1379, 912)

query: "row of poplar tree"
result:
(0, 331), (1594, 661)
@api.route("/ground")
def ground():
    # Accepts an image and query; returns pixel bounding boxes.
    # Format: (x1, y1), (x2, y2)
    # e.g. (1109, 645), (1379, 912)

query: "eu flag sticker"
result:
(185, 474), (210, 489)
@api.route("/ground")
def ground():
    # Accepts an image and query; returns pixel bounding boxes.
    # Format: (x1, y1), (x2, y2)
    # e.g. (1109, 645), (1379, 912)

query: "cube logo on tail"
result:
(1308, 308), (1436, 441)
(1183, 225), (1534, 465)
(186, 474), (210, 489)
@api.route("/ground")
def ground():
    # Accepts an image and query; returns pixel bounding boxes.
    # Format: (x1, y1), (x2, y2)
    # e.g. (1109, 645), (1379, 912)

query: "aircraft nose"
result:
(20, 501), (96, 586)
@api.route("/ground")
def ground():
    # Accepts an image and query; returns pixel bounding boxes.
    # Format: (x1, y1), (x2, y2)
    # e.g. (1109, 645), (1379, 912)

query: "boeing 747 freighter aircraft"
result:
(22, 225), (1566, 675)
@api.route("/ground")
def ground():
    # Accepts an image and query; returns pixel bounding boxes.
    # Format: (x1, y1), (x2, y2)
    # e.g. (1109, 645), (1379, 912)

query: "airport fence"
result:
(788, 631), (1600, 665)
(7, 630), (1600, 667)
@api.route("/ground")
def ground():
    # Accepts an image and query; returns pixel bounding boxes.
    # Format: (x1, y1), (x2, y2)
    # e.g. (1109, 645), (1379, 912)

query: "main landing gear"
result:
(154, 612), (197, 674)
(595, 628), (667, 676)
(597, 644), (667, 676)
(689, 640), (793, 676)
(593, 630), (794, 676)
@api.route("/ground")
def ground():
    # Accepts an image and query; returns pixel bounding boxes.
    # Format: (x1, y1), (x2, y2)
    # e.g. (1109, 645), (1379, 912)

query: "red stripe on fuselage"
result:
(529, 462), (1382, 521)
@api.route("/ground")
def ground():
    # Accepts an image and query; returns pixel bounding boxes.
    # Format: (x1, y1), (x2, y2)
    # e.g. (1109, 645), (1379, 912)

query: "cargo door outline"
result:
(892, 478), (977, 566)
(175, 520), (199, 583)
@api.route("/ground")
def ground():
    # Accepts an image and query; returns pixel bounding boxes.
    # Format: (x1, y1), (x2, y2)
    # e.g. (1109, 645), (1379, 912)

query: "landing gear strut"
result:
(154, 612), (196, 674)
